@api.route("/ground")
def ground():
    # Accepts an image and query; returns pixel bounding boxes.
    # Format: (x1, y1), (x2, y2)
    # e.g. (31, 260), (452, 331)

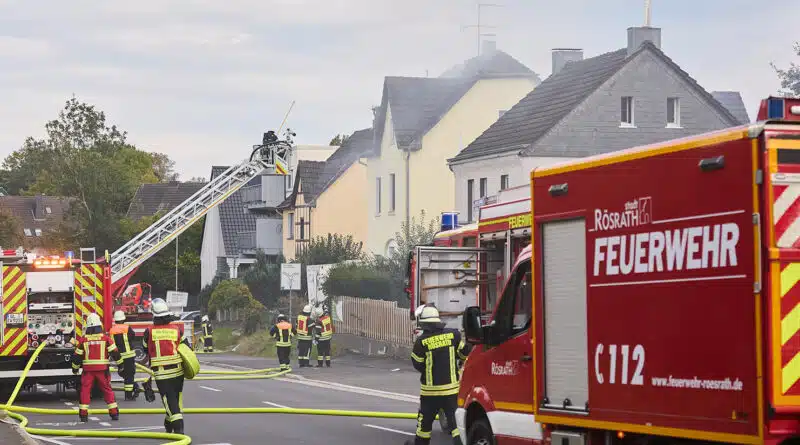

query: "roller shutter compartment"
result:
(542, 218), (589, 412)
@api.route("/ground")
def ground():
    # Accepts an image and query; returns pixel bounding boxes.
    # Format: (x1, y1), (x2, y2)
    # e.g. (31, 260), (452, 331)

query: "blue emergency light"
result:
(441, 212), (459, 231)
(768, 97), (785, 119)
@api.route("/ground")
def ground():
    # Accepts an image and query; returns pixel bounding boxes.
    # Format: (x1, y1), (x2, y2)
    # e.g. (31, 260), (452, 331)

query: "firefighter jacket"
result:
(202, 321), (213, 338)
(296, 314), (312, 340)
(142, 324), (189, 380)
(316, 315), (333, 341)
(109, 323), (136, 362)
(72, 333), (121, 372)
(411, 327), (468, 397)
(269, 321), (295, 347)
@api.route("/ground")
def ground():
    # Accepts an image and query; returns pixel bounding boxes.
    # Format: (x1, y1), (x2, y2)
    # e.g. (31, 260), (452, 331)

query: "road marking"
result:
(391, 368), (400, 372)
(363, 424), (415, 436)
(31, 436), (74, 445)
(262, 401), (290, 409)
(200, 385), (222, 392)
(89, 416), (99, 421)
(64, 402), (74, 406)
(99, 422), (111, 426)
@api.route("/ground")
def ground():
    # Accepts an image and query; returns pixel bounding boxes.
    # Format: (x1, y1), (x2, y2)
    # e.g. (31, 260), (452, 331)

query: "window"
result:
(23, 228), (32, 237)
(493, 260), (532, 340)
(667, 97), (680, 127)
(285, 174), (293, 195)
(479, 178), (487, 198)
(512, 269), (532, 333)
(621, 96), (634, 126)
(299, 216), (305, 240)
(500, 174), (509, 190)
(34, 229), (42, 237)
(466, 179), (474, 222)
(389, 173), (396, 212)
(375, 177), (382, 214)
(45, 207), (51, 214)
(499, 110), (507, 118)
(287, 213), (294, 239)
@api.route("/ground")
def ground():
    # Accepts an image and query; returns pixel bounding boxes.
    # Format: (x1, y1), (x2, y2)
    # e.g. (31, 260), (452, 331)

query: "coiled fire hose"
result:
(1, 342), (419, 444)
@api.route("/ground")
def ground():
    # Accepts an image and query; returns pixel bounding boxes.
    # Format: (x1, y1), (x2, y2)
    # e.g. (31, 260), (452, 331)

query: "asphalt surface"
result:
(10, 353), (453, 445)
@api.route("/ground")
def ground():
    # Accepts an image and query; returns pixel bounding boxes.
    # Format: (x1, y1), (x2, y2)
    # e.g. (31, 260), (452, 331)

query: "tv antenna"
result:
(461, 3), (503, 56)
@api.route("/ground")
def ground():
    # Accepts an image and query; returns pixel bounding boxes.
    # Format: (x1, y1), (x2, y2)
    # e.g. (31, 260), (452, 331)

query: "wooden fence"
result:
(332, 297), (415, 349)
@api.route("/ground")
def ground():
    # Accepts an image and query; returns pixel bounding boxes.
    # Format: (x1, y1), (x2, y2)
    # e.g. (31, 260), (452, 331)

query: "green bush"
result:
(208, 279), (266, 334)
(236, 331), (278, 357)
(321, 258), (402, 302)
(211, 327), (238, 350)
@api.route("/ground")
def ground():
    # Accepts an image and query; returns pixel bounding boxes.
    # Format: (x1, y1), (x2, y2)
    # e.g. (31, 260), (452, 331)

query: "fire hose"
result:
(0, 342), (420, 444)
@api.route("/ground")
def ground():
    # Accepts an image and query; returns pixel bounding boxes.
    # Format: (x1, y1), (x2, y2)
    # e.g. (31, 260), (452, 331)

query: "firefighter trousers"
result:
(297, 339), (312, 367)
(203, 336), (214, 352)
(119, 357), (139, 400)
(316, 339), (331, 367)
(414, 395), (461, 445)
(155, 374), (185, 434)
(276, 345), (291, 370)
(79, 370), (118, 420)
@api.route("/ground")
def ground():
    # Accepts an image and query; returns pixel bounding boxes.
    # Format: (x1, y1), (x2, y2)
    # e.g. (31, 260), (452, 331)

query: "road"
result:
(12, 353), (453, 445)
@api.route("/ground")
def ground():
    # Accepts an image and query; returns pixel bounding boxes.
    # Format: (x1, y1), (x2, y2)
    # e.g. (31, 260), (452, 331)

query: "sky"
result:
(0, 0), (797, 180)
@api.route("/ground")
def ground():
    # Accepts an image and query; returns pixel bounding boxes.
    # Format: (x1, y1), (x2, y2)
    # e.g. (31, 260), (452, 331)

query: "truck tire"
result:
(466, 417), (495, 445)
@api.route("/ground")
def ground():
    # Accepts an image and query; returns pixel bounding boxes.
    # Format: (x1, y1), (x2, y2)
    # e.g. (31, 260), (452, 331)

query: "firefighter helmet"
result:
(277, 313), (287, 322)
(201, 315), (209, 322)
(151, 298), (171, 318)
(113, 310), (126, 322)
(418, 305), (441, 323)
(312, 307), (323, 318)
(302, 305), (311, 313)
(85, 313), (102, 328)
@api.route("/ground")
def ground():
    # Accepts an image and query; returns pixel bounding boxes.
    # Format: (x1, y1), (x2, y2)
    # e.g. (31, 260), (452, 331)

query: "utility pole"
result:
(461, 2), (503, 56)
(174, 235), (179, 291)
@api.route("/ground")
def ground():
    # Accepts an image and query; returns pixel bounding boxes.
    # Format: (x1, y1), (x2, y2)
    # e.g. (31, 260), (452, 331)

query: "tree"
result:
(294, 233), (364, 295)
(0, 97), (172, 254)
(150, 153), (178, 182)
(240, 250), (284, 308)
(208, 279), (265, 333)
(328, 134), (350, 146)
(772, 42), (800, 96)
(390, 209), (440, 264)
(0, 210), (23, 247)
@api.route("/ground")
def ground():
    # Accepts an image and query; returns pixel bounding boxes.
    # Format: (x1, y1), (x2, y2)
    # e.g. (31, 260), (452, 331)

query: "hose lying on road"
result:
(1, 341), (421, 445)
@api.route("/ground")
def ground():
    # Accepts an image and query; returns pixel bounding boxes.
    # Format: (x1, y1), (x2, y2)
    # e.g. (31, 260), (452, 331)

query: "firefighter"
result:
(295, 305), (313, 368)
(313, 306), (333, 368)
(110, 310), (140, 401)
(405, 305), (467, 445)
(72, 312), (121, 423)
(269, 314), (294, 370)
(201, 315), (213, 352)
(142, 298), (191, 435)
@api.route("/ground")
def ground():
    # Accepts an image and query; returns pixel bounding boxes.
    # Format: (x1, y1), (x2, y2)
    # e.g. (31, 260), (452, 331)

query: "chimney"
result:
(627, 26), (661, 56)
(551, 48), (583, 75)
(34, 194), (45, 220)
(481, 39), (497, 55)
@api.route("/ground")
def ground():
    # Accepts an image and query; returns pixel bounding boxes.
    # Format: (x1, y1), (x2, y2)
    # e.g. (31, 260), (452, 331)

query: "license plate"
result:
(6, 313), (23, 325)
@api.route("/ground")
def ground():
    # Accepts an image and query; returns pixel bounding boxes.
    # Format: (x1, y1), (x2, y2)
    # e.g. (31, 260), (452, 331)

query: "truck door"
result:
(413, 246), (490, 330)
(480, 258), (533, 413)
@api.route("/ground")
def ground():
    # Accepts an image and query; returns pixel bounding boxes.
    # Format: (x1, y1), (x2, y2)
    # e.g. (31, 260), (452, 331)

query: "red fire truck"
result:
(0, 131), (292, 395)
(455, 97), (800, 445)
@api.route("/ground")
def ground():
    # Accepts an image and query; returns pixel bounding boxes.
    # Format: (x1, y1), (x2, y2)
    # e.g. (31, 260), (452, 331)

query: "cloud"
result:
(0, 0), (796, 180)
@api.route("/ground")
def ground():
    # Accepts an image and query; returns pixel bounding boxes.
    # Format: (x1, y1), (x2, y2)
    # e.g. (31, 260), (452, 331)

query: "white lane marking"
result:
(197, 443), (233, 445)
(30, 436), (74, 445)
(200, 385), (222, 392)
(64, 402), (74, 406)
(391, 368), (400, 372)
(262, 401), (290, 409)
(98, 422), (111, 427)
(89, 416), (99, 421)
(363, 424), (415, 436)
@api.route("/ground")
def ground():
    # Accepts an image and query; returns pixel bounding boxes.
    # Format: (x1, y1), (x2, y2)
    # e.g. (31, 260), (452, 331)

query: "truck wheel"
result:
(467, 418), (495, 445)
(438, 408), (449, 431)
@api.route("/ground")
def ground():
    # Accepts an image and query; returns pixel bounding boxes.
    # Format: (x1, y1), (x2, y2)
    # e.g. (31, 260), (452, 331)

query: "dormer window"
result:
(23, 229), (32, 236)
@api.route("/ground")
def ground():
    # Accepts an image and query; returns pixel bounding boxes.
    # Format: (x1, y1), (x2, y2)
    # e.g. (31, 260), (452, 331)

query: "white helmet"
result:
(312, 307), (323, 318)
(418, 305), (441, 323)
(86, 313), (102, 328)
(151, 298), (171, 318)
(202, 315), (209, 322)
(302, 305), (311, 313)
(113, 311), (126, 322)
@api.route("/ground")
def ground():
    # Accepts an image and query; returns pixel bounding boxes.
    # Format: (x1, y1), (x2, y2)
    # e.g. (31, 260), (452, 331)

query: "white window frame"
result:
(667, 97), (681, 128)
(620, 96), (635, 128)
(500, 174), (509, 191)
(45, 207), (52, 214)
(23, 228), (32, 237)
(34, 229), (42, 237)
(479, 178), (487, 198)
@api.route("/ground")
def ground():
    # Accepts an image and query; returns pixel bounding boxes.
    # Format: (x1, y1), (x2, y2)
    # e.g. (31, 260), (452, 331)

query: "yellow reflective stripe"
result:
(107, 402), (118, 409)
(169, 413), (183, 422)
(79, 404), (89, 410)
(82, 359), (109, 365)
(151, 356), (181, 366)
(411, 353), (424, 363)
(452, 429), (460, 437)
(425, 351), (433, 386)
(421, 382), (460, 392)
(120, 351), (135, 359)
(420, 387), (459, 396)
(449, 347), (456, 383)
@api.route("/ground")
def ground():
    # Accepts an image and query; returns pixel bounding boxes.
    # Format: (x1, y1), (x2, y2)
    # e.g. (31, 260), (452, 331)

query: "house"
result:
(448, 26), (751, 222)
(367, 41), (540, 256)
(0, 194), (71, 247)
(283, 144), (337, 197)
(126, 181), (207, 221)
(281, 128), (373, 259)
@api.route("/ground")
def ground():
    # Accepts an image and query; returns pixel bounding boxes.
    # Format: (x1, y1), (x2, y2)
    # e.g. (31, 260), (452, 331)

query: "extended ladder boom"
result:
(109, 134), (292, 284)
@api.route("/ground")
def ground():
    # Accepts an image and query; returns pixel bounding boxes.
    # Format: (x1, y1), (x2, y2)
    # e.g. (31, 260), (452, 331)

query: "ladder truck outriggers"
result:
(0, 130), (293, 395)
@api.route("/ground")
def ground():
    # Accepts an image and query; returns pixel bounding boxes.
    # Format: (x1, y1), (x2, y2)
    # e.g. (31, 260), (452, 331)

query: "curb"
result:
(0, 410), (40, 445)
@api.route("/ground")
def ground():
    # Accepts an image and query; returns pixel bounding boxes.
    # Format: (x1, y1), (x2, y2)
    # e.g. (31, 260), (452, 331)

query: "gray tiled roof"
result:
(313, 128), (373, 200)
(712, 91), (750, 124)
(440, 49), (539, 80)
(126, 181), (207, 221)
(0, 195), (71, 240)
(372, 77), (477, 153)
(451, 41), (743, 162)
(209, 166), (256, 257)
(279, 160), (326, 209)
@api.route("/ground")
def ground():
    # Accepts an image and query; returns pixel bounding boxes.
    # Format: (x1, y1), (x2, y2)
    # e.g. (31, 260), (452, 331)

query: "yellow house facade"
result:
(281, 129), (373, 260)
(366, 47), (540, 256)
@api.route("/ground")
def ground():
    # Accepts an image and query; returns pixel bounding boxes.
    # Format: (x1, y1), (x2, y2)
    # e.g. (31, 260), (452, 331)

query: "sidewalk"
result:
(0, 412), (39, 445)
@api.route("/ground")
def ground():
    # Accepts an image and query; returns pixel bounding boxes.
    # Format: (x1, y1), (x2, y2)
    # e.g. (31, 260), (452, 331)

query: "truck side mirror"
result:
(463, 306), (484, 344)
